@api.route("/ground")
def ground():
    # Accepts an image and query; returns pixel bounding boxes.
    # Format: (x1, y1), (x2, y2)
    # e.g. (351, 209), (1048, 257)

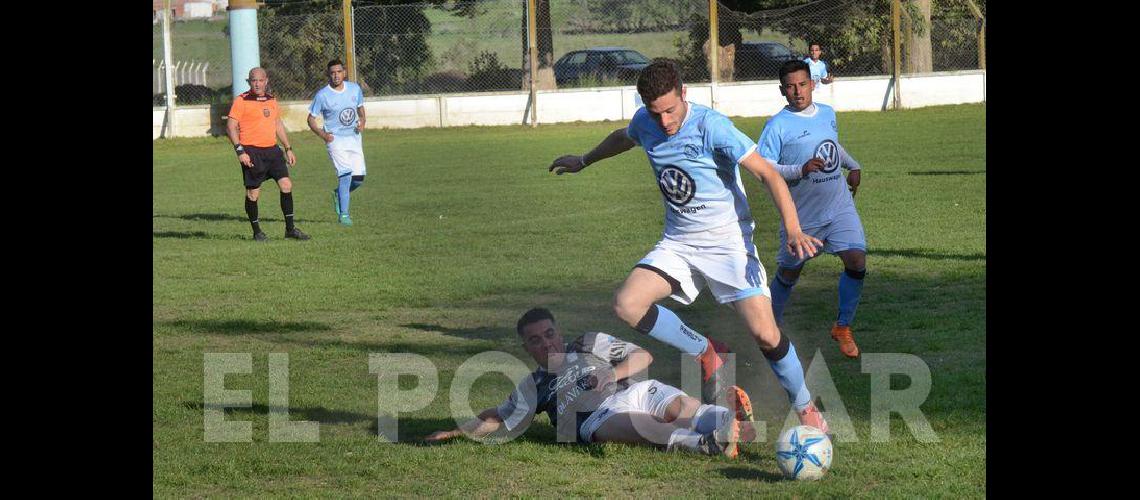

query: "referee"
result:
(226, 67), (310, 241)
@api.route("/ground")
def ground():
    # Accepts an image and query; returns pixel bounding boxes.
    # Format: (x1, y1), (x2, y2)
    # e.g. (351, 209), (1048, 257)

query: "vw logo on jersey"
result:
(657, 167), (695, 206)
(815, 140), (840, 174)
(338, 108), (356, 126)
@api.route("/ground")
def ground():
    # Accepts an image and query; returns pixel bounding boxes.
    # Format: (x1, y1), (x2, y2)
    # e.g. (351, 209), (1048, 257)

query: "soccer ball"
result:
(775, 425), (833, 480)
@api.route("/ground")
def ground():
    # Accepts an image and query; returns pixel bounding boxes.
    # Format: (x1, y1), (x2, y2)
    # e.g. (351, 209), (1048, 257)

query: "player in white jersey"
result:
(424, 308), (758, 458)
(547, 60), (830, 434)
(307, 59), (367, 227)
(758, 59), (866, 358)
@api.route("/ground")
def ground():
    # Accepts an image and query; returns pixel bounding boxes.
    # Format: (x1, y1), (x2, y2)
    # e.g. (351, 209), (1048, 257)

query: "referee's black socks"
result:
(281, 192), (295, 232)
(245, 196), (261, 234)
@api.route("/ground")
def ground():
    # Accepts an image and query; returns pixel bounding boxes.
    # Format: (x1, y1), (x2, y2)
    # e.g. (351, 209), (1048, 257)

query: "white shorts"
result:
(327, 134), (366, 177)
(578, 379), (684, 443)
(637, 224), (770, 305)
(777, 210), (866, 269)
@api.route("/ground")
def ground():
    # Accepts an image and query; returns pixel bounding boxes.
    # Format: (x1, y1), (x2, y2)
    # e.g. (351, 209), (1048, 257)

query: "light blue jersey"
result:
(625, 103), (758, 243)
(803, 58), (829, 84)
(758, 103), (854, 229)
(309, 81), (364, 137)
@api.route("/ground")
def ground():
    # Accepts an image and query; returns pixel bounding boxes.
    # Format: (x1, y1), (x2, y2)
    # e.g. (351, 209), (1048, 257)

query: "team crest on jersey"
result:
(658, 167), (695, 206)
(339, 108), (356, 126)
(262, 107), (271, 117)
(815, 140), (840, 174)
(683, 143), (701, 159)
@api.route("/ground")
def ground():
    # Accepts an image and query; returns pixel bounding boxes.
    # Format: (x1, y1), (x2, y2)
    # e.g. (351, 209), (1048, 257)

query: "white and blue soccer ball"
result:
(775, 425), (833, 480)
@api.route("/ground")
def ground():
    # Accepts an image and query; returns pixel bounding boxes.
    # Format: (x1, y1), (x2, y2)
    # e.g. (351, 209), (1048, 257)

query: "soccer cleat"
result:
(724, 385), (755, 423)
(252, 231), (268, 242)
(698, 419), (741, 459)
(339, 214), (353, 227)
(698, 336), (732, 404)
(830, 323), (860, 358)
(798, 401), (830, 435)
(284, 227), (311, 240)
(332, 190), (341, 217)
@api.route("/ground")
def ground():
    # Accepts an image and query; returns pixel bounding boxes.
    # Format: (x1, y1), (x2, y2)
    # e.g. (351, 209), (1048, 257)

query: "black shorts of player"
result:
(239, 145), (290, 188)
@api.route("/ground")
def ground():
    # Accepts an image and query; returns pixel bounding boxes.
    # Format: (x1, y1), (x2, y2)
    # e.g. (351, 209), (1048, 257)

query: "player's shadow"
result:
(158, 319), (332, 335)
(400, 323), (519, 345)
(717, 466), (786, 483)
(154, 212), (322, 223)
(906, 170), (985, 176)
(868, 248), (986, 262)
(152, 230), (245, 240)
(393, 417), (562, 448)
(283, 338), (498, 357)
(182, 401), (374, 426)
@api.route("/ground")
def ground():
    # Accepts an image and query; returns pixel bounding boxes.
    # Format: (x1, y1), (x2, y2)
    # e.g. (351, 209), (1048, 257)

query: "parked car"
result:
(735, 41), (802, 81)
(554, 47), (651, 86)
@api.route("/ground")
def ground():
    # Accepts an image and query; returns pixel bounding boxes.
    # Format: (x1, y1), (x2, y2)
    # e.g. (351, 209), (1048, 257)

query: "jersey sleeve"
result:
(495, 376), (539, 431)
(758, 118), (784, 163)
(707, 113), (757, 166)
(308, 91), (323, 118)
(582, 332), (641, 365)
(625, 108), (645, 146)
(227, 98), (245, 121)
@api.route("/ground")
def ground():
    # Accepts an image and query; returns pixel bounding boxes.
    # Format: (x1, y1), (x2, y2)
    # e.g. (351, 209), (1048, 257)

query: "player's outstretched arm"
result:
(739, 151), (823, 260)
(838, 143), (861, 196)
(549, 127), (636, 175)
(424, 408), (504, 443)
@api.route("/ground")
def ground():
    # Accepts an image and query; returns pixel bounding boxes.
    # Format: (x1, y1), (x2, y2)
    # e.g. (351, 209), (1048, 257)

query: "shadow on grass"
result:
(400, 323), (518, 344)
(868, 248), (986, 262)
(285, 338), (499, 357)
(152, 230), (247, 240)
(183, 401), (373, 426)
(906, 170), (985, 176)
(159, 319), (333, 335)
(717, 466), (787, 483)
(154, 212), (322, 224)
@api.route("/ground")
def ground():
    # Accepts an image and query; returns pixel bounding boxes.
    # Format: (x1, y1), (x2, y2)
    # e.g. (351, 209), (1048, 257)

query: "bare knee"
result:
(841, 250), (866, 271)
(246, 188), (260, 202)
(278, 178), (293, 193)
(612, 292), (651, 328)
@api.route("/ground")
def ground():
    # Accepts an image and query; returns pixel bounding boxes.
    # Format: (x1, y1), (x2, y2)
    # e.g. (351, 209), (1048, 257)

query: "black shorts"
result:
(239, 145), (290, 188)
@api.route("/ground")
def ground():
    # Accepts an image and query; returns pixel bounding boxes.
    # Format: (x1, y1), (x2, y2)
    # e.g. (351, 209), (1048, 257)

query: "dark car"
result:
(554, 47), (651, 86)
(735, 41), (802, 81)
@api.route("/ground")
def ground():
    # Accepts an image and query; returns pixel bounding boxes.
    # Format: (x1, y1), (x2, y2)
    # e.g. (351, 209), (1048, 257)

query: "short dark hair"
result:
(327, 59), (344, 70)
(516, 307), (555, 336)
(778, 60), (811, 83)
(637, 59), (683, 104)
(808, 42), (822, 50)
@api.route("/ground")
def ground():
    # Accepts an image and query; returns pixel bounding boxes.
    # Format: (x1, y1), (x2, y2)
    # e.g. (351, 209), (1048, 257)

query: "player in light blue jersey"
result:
(804, 43), (833, 86)
(548, 60), (831, 434)
(758, 59), (866, 359)
(307, 59), (367, 227)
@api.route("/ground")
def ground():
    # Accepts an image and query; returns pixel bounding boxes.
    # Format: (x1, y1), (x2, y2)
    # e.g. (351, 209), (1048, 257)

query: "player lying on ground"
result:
(425, 308), (757, 458)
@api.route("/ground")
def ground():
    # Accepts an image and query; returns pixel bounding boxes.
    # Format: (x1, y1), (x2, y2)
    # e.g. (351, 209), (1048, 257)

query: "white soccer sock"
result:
(666, 429), (704, 453)
(690, 404), (731, 435)
(648, 305), (709, 356)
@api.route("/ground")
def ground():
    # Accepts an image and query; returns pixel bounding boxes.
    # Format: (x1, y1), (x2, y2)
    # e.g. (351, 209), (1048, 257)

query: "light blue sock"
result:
(691, 404), (730, 434)
(336, 174), (352, 215)
(770, 273), (797, 325)
(837, 268), (865, 326)
(767, 340), (812, 412)
(643, 305), (708, 356)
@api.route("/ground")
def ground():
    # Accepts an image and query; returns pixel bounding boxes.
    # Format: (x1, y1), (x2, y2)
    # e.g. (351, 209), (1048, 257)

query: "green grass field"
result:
(153, 103), (986, 497)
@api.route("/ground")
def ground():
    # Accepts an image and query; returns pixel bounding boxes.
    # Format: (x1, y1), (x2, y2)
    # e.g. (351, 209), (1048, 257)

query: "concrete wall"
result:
(153, 70), (985, 139)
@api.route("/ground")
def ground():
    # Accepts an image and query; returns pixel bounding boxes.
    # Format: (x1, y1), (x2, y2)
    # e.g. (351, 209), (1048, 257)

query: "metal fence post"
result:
(891, 0), (902, 110)
(527, 0), (538, 127)
(163, 0), (176, 137)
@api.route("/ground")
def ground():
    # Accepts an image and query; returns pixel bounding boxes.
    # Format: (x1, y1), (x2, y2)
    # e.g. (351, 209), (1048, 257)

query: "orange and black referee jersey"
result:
(227, 91), (281, 148)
